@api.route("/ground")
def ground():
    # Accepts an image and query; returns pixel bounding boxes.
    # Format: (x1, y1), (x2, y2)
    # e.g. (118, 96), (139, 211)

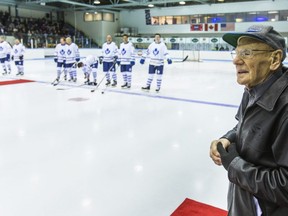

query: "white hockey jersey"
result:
(3, 41), (12, 56)
(142, 41), (170, 66)
(118, 41), (135, 65)
(101, 42), (118, 62)
(65, 43), (80, 64)
(0, 41), (8, 59)
(12, 43), (25, 61)
(54, 43), (67, 63)
(84, 55), (98, 66)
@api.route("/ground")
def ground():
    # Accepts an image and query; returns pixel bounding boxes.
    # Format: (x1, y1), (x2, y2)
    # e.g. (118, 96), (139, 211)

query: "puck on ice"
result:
(101, 91), (104, 94)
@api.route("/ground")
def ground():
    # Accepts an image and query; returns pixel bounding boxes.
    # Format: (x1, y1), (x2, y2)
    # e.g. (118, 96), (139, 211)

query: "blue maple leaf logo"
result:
(105, 48), (110, 55)
(153, 48), (159, 56)
(121, 48), (126, 55)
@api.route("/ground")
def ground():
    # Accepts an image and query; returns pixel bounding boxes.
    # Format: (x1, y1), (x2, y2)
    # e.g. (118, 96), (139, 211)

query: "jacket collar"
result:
(256, 67), (288, 111)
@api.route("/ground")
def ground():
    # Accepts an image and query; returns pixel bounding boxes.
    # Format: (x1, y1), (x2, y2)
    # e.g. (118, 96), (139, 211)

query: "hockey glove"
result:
(140, 58), (145, 64)
(11, 55), (14, 61)
(76, 58), (80, 62)
(19, 55), (23, 61)
(113, 56), (118, 63)
(77, 62), (84, 68)
(167, 59), (172, 64)
(217, 143), (239, 171)
(54, 58), (57, 63)
(130, 61), (135, 66)
(7, 54), (10, 60)
(99, 56), (103, 64)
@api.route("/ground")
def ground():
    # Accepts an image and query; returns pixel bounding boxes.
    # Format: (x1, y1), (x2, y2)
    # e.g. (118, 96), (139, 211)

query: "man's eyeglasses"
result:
(231, 49), (275, 60)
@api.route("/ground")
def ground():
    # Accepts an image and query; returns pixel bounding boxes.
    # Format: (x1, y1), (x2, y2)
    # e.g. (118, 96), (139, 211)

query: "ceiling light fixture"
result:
(94, 0), (100, 4)
(179, 1), (186, 5)
(148, 4), (154, 7)
(268, 11), (278, 14)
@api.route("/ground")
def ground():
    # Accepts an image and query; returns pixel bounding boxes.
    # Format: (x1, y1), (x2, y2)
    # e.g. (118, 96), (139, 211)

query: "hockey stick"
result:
(91, 61), (117, 93)
(182, 55), (189, 62)
(51, 66), (66, 86)
(172, 55), (189, 63)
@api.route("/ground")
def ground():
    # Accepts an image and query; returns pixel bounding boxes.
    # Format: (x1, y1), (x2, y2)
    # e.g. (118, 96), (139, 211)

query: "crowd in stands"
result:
(0, 9), (95, 48)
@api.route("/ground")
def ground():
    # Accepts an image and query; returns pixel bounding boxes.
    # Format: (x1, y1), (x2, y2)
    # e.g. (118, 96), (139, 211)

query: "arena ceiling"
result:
(0, 0), (268, 12)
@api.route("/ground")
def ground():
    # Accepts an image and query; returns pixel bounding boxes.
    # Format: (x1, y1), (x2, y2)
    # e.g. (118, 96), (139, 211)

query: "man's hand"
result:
(217, 143), (239, 170)
(210, 138), (231, 165)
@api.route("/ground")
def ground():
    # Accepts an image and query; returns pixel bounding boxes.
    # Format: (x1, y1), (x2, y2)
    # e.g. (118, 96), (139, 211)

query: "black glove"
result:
(99, 56), (103, 64)
(217, 143), (239, 170)
(19, 55), (23, 61)
(113, 55), (118, 63)
(77, 62), (84, 68)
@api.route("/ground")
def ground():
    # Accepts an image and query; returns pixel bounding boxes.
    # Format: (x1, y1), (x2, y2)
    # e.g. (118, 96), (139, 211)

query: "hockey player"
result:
(11, 38), (25, 76)
(54, 37), (67, 83)
(0, 36), (9, 75)
(0, 36), (12, 75)
(77, 55), (98, 86)
(140, 33), (172, 92)
(99, 35), (118, 87)
(65, 37), (80, 82)
(118, 34), (135, 89)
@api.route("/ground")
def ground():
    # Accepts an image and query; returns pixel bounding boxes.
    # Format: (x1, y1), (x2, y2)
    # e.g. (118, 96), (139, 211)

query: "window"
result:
(147, 10), (288, 25)
(103, 12), (114, 22)
(84, 12), (113, 22)
(84, 13), (93, 21)
(182, 16), (189, 24)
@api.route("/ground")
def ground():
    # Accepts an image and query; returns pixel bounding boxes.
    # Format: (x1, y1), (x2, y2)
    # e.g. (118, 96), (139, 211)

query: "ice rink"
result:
(1, 54), (285, 216)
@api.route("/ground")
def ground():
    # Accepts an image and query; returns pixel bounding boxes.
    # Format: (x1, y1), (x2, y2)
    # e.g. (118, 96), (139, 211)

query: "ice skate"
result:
(141, 86), (150, 91)
(88, 81), (97, 86)
(105, 80), (111, 86)
(121, 83), (128, 88)
(111, 80), (117, 87)
(52, 77), (60, 85)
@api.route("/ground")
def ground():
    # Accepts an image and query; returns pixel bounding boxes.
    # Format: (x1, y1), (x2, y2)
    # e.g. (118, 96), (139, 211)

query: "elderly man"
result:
(99, 35), (118, 87)
(65, 37), (80, 82)
(210, 25), (288, 215)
